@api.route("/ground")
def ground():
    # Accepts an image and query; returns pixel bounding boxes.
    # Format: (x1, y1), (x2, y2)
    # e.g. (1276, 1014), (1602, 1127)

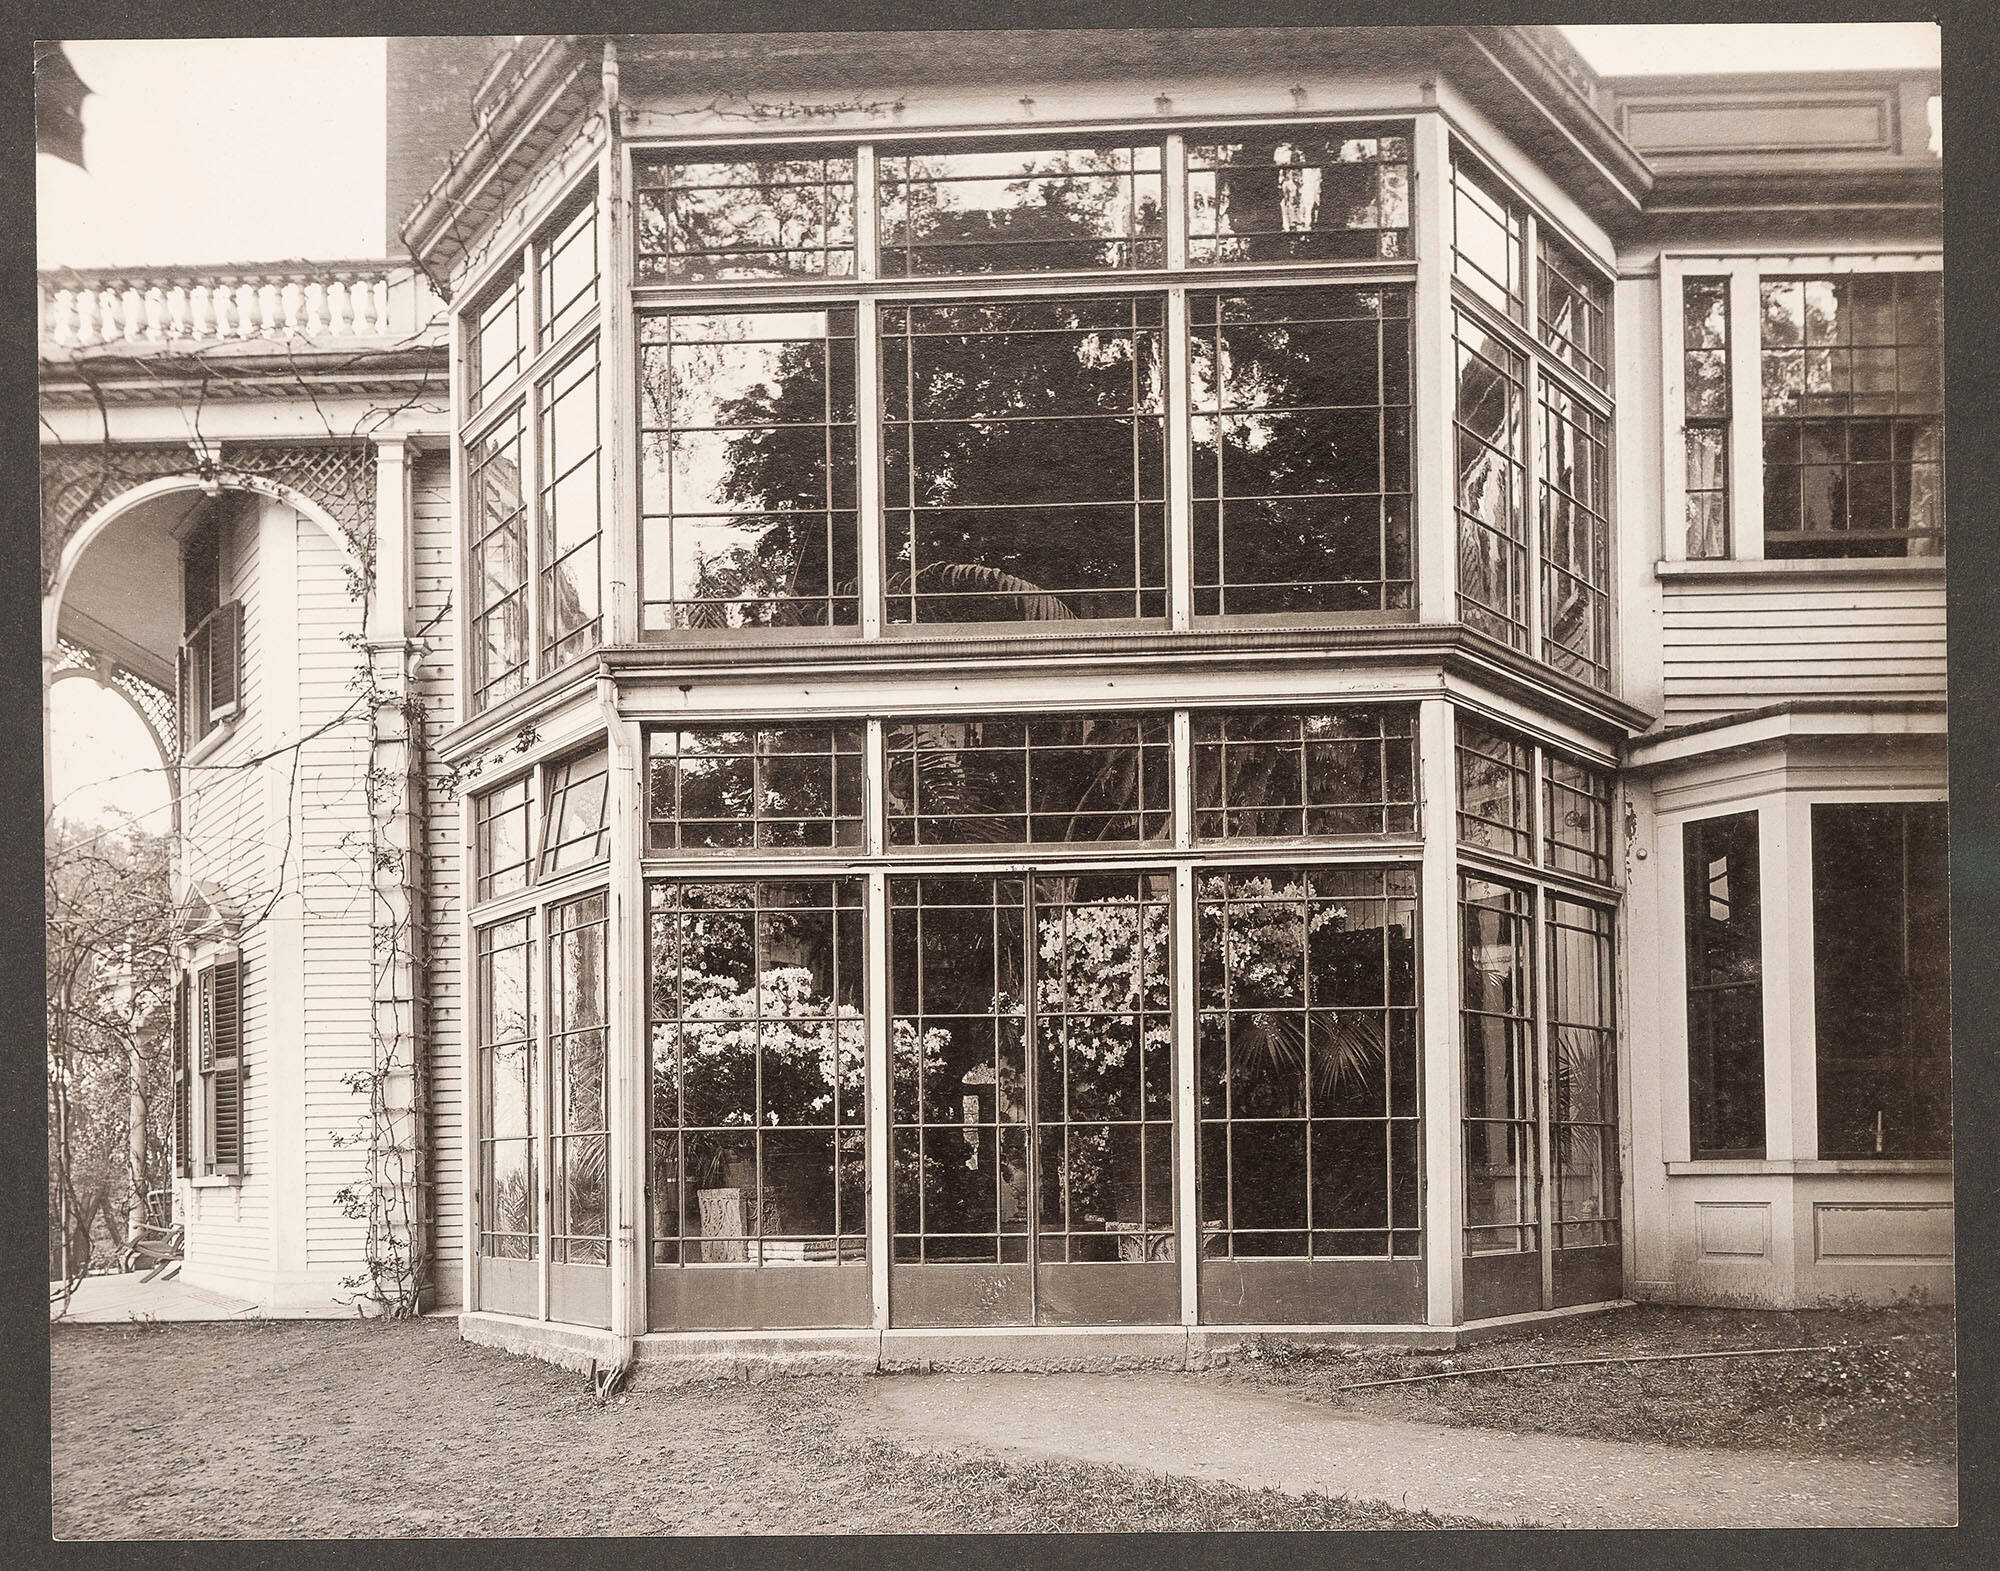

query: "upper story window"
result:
(1759, 274), (1943, 559)
(635, 151), (857, 281)
(1673, 261), (1942, 564)
(1186, 124), (1409, 263)
(1538, 230), (1609, 391)
(461, 181), (603, 715)
(878, 140), (1164, 275)
(179, 508), (243, 752)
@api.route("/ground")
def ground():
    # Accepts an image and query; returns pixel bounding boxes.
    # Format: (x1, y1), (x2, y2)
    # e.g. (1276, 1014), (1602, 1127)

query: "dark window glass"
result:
(1811, 803), (1950, 1158)
(885, 713), (1171, 847)
(646, 724), (865, 853)
(1461, 875), (1537, 1253)
(1683, 277), (1731, 559)
(1759, 274), (1943, 558)
(469, 406), (529, 712)
(1684, 812), (1766, 1159)
(1451, 151), (1525, 323)
(1539, 231), (1610, 390)
(1540, 382), (1612, 687)
(1186, 123), (1411, 265)
(1457, 717), (1533, 862)
(1191, 706), (1418, 840)
(474, 775), (533, 903)
(649, 880), (866, 1266)
(1548, 898), (1617, 1249)
(538, 339), (602, 669)
(477, 916), (537, 1260)
(1454, 313), (1529, 647)
(879, 141), (1164, 276)
(640, 307), (858, 630)
(550, 892), (610, 1265)
(888, 874), (1031, 1262)
(1543, 755), (1614, 884)
(1189, 285), (1413, 616)
(634, 152), (856, 281)
(540, 746), (610, 878)
(469, 262), (525, 412)
(882, 297), (1167, 623)
(1195, 866), (1421, 1260)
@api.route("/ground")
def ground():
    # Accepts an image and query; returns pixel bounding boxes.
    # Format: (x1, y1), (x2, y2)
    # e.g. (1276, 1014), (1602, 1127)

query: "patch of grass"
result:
(1225, 1304), (1956, 1463)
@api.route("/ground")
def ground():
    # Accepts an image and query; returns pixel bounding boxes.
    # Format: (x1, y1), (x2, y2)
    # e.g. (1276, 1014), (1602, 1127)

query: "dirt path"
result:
(849, 1371), (1958, 1529)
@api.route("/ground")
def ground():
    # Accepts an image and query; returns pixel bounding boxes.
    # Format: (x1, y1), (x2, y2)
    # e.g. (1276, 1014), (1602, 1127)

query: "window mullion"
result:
(1167, 285), (1193, 631)
(1726, 264), (1766, 560)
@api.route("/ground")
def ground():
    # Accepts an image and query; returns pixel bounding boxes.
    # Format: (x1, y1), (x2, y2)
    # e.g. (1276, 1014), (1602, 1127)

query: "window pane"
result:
(1761, 274), (1944, 559)
(1460, 876), (1537, 1253)
(1188, 286), (1414, 615)
(1540, 383), (1611, 686)
(647, 725), (865, 853)
(1548, 899), (1617, 1249)
(1454, 314), (1528, 646)
(474, 775), (533, 903)
(1197, 866), (1418, 1260)
(880, 141), (1164, 276)
(1684, 812), (1766, 1158)
(1456, 717), (1533, 862)
(1187, 123), (1411, 264)
(550, 893), (610, 1264)
(1543, 755), (1614, 884)
(539, 340), (602, 667)
(469, 407), (530, 712)
(635, 152), (856, 281)
(882, 297), (1167, 623)
(640, 307), (859, 630)
(478, 916), (537, 1259)
(1191, 705), (1417, 840)
(469, 263), (524, 411)
(649, 880), (867, 1267)
(1451, 151), (1525, 322)
(1539, 230), (1610, 389)
(885, 713), (1171, 848)
(538, 190), (598, 350)
(540, 746), (610, 878)
(1811, 804), (1951, 1158)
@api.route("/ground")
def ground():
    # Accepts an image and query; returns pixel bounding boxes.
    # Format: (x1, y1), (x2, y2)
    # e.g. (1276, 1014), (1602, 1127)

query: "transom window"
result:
(1186, 124), (1410, 264)
(1191, 706), (1418, 840)
(646, 724), (866, 853)
(634, 151), (857, 281)
(884, 714), (1171, 847)
(878, 140), (1164, 276)
(1457, 717), (1616, 888)
(470, 738), (612, 907)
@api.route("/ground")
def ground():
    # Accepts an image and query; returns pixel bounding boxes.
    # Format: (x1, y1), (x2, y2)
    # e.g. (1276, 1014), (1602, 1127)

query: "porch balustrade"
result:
(39, 263), (427, 350)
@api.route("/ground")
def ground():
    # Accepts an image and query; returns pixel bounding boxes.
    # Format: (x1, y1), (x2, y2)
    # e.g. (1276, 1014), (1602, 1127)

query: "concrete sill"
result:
(1666, 1158), (1953, 1177)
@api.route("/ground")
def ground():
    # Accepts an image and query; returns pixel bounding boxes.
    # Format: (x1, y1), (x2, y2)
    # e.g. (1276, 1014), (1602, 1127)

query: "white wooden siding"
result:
(412, 453), (466, 1301)
(295, 517), (376, 1271)
(1659, 572), (1947, 727)
(177, 505), (270, 1293)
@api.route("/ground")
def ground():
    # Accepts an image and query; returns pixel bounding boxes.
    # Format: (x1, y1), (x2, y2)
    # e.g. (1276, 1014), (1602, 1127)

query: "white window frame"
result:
(1658, 250), (1942, 566)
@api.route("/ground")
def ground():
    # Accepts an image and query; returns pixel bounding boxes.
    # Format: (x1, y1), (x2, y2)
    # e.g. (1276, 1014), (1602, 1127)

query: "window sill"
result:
(1667, 1158), (1952, 1177)
(181, 710), (242, 769)
(190, 1173), (243, 1189)
(1656, 556), (1945, 582)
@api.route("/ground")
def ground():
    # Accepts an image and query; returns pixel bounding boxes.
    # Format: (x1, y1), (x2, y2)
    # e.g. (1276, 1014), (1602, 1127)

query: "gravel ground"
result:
(1221, 1303), (1958, 1462)
(50, 1318), (1476, 1538)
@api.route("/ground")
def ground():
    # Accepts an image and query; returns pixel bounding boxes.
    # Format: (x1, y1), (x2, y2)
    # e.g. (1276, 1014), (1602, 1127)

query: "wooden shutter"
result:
(209, 601), (243, 714)
(210, 959), (243, 1176)
(172, 974), (192, 1179)
(176, 643), (192, 754)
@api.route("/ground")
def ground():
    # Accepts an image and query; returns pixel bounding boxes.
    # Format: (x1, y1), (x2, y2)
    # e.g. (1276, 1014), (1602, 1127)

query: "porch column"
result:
(357, 436), (431, 1315)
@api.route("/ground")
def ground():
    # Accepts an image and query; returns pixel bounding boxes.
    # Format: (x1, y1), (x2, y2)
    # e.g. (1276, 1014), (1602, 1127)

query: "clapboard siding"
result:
(411, 452), (466, 1300)
(1659, 570), (1947, 726)
(178, 503), (270, 1291)
(295, 519), (377, 1270)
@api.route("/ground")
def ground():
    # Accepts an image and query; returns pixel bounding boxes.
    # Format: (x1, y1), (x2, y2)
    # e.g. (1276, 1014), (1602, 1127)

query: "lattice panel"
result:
(218, 443), (376, 552)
